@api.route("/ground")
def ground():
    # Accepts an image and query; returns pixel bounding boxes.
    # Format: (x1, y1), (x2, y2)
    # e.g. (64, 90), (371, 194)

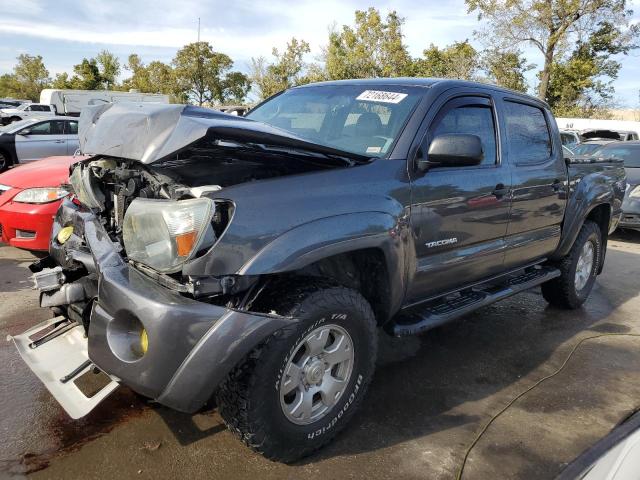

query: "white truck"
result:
(0, 103), (56, 125)
(39, 89), (171, 117)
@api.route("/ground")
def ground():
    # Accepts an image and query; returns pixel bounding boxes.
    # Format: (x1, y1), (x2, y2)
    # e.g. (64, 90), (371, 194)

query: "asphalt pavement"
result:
(2, 231), (640, 479)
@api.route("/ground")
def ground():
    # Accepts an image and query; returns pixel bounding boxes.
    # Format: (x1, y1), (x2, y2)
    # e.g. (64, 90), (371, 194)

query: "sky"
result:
(0, 0), (638, 106)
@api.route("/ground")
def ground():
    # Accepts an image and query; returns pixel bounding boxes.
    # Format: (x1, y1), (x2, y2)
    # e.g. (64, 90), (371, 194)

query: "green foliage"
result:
(482, 49), (531, 92)
(547, 22), (629, 116)
(96, 50), (121, 89)
(465, 0), (639, 101)
(413, 41), (479, 80)
(325, 8), (412, 79)
(250, 38), (318, 99)
(0, 54), (50, 101)
(71, 58), (102, 90)
(172, 42), (250, 105)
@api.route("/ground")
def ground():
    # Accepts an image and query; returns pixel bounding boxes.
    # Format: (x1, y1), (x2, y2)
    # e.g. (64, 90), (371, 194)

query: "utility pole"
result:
(197, 17), (201, 42)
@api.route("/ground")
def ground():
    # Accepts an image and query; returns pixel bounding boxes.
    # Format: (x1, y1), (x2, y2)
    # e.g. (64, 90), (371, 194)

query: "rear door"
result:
(499, 99), (567, 269)
(406, 94), (512, 302)
(14, 120), (68, 162)
(64, 120), (79, 154)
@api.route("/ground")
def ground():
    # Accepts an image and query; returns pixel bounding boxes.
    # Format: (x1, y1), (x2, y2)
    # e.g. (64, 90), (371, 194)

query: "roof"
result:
(294, 77), (542, 102)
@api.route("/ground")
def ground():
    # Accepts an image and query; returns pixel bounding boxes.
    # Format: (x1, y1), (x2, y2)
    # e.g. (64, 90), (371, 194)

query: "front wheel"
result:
(216, 282), (378, 462)
(542, 220), (602, 309)
(0, 151), (8, 172)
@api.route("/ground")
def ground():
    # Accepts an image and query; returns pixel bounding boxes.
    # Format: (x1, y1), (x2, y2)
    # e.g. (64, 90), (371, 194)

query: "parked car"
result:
(0, 117), (80, 171)
(12, 79), (625, 462)
(556, 117), (640, 141)
(0, 103), (56, 125)
(40, 89), (170, 117)
(0, 98), (31, 109)
(560, 129), (581, 148)
(0, 156), (82, 251)
(573, 139), (618, 156)
(589, 141), (640, 231)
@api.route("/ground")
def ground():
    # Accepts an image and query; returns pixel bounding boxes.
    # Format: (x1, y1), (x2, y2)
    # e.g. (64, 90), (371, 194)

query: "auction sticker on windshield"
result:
(356, 90), (408, 104)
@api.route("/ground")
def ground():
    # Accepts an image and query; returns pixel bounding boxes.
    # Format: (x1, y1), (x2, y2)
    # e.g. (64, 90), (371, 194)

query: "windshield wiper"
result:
(214, 139), (368, 167)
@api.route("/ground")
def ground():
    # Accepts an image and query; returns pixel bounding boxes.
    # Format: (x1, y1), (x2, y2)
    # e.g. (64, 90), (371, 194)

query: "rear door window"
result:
(65, 121), (78, 135)
(504, 101), (552, 165)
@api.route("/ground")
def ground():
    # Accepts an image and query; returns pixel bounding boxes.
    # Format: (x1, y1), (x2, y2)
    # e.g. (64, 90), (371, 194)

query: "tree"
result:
(546, 22), (626, 116)
(2, 54), (51, 101)
(172, 42), (250, 105)
(71, 58), (102, 90)
(466, 0), (639, 101)
(250, 38), (317, 99)
(413, 40), (480, 80)
(51, 72), (74, 89)
(325, 8), (412, 79)
(96, 50), (121, 89)
(481, 49), (531, 92)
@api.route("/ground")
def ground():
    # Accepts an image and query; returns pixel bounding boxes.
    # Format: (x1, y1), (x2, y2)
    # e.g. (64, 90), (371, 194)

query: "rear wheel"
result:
(216, 281), (378, 462)
(542, 220), (602, 309)
(9, 116), (21, 124)
(0, 151), (8, 172)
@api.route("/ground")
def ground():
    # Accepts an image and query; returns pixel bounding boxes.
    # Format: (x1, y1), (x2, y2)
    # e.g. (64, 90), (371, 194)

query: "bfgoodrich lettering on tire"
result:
(216, 281), (378, 462)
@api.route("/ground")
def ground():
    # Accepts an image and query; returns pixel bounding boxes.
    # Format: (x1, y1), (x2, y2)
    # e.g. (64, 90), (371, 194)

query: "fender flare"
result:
(552, 175), (614, 262)
(239, 211), (409, 314)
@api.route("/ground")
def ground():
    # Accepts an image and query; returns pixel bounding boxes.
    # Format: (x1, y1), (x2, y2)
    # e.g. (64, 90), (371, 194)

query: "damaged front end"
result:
(14, 197), (294, 417)
(10, 103), (346, 418)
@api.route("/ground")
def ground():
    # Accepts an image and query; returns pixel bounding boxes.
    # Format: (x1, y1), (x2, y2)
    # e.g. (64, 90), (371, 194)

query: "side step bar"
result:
(389, 266), (560, 337)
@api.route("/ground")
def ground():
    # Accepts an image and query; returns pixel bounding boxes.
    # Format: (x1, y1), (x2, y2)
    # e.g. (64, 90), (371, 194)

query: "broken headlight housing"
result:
(123, 197), (215, 273)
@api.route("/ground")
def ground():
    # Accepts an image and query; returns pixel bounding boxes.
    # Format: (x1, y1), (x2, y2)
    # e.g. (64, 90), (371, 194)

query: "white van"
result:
(40, 89), (170, 116)
(556, 117), (640, 141)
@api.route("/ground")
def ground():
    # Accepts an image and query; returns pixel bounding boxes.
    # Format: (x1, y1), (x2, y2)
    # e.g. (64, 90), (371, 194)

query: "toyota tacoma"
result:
(11, 79), (626, 462)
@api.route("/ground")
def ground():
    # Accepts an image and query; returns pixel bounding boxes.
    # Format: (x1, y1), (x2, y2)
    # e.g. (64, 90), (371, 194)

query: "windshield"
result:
(573, 143), (609, 156)
(592, 143), (640, 167)
(246, 85), (423, 158)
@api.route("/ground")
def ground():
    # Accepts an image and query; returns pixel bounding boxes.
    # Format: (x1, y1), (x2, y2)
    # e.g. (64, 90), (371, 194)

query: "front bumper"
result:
(0, 188), (62, 251)
(16, 199), (293, 417)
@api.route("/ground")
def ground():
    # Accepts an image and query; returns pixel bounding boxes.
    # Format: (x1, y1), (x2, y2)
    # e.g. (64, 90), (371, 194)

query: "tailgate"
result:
(10, 316), (119, 419)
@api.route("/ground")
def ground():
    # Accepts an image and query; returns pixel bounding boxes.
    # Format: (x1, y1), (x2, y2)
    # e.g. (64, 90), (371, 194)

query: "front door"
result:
(406, 95), (512, 303)
(14, 120), (68, 162)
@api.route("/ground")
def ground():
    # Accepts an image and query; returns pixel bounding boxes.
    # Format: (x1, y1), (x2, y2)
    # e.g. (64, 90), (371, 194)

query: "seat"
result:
(355, 112), (382, 137)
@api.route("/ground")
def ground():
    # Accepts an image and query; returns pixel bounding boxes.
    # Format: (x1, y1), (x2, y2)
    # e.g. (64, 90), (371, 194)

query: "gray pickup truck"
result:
(12, 79), (626, 462)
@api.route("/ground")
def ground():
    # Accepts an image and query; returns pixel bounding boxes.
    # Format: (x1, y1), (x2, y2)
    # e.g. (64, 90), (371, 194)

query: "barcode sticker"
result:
(356, 90), (408, 104)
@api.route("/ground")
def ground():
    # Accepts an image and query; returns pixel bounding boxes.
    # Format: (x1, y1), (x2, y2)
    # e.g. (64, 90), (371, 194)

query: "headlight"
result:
(13, 187), (69, 204)
(630, 185), (640, 199)
(123, 197), (215, 273)
(69, 164), (105, 210)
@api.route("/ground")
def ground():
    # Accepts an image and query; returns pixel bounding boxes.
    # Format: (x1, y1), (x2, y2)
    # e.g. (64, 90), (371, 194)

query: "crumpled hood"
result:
(78, 102), (368, 164)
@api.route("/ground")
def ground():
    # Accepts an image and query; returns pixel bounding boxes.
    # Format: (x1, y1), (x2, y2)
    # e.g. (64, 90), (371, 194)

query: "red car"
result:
(0, 156), (83, 251)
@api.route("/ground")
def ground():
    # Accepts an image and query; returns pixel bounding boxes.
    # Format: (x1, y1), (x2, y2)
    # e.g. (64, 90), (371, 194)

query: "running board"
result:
(389, 266), (560, 337)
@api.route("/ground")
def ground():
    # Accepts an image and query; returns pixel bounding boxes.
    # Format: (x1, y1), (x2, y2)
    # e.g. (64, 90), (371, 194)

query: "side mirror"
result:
(18, 129), (31, 136)
(418, 134), (483, 171)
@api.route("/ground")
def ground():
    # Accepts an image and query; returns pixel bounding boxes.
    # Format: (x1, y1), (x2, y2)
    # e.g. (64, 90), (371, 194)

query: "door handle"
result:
(54, 140), (65, 143)
(492, 184), (509, 198)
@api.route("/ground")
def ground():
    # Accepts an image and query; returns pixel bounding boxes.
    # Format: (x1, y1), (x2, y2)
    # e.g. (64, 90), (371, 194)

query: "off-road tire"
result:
(216, 280), (378, 462)
(0, 151), (7, 172)
(542, 220), (602, 309)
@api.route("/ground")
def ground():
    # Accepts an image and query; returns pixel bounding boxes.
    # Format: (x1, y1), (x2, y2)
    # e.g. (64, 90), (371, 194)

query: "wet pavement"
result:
(1, 231), (640, 479)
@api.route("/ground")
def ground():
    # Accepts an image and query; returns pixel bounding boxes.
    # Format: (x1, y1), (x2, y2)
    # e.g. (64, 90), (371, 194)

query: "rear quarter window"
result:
(504, 101), (552, 165)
